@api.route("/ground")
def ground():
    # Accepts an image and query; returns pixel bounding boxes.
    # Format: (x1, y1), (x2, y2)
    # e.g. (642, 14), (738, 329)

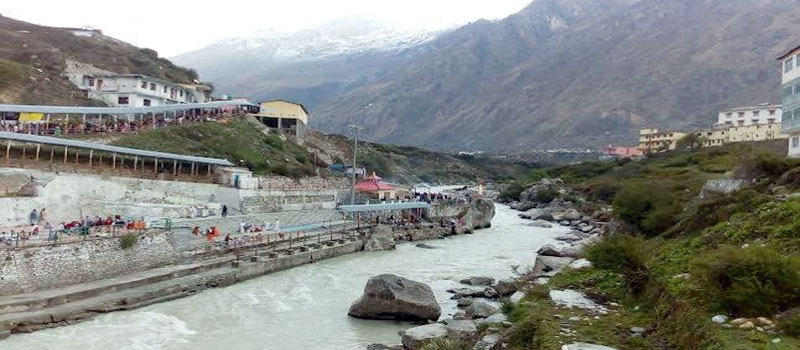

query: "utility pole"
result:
(349, 124), (364, 205)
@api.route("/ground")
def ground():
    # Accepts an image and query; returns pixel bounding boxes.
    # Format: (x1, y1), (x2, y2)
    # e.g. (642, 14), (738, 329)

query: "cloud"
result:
(4, 0), (530, 56)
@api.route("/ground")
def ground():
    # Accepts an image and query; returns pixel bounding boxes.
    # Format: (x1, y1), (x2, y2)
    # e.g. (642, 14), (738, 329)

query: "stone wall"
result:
(256, 175), (349, 190)
(0, 231), (176, 295)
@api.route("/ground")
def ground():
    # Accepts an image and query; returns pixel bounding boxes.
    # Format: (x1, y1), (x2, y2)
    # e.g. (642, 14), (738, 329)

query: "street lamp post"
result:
(349, 124), (364, 205)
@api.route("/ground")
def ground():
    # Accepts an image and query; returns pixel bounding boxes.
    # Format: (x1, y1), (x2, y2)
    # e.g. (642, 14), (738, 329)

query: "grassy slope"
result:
(306, 131), (535, 184)
(111, 120), (317, 177)
(502, 141), (800, 349)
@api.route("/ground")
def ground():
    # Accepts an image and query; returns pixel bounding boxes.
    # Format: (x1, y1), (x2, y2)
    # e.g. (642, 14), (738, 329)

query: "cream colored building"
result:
(696, 123), (787, 147)
(251, 100), (309, 142)
(637, 128), (687, 152)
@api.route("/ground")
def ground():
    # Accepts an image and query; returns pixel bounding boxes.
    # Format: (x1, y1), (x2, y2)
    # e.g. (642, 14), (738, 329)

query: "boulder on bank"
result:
(527, 220), (553, 228)
(442, 319), (478, 340)
(460, 276), (495, 286)
(364, 225), (396, 251)
(401, 323), (448, 350)
(493, 279), (518, 297)
(532, 256), (575, 277)
(465, 300), (499, 318)
(348, 274), (441, 321)
(553, 208), (582, 221)
(537, 244), (565, 257)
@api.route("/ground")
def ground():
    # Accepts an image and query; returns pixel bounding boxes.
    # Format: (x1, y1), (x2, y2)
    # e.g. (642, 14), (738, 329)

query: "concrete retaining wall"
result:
(0, 231), (177, 295)
(0, 168), (344, 226)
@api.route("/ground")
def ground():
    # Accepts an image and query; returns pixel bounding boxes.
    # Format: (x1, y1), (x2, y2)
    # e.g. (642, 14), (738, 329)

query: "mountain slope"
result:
(0, 15), (199, 105)
(311, 0), (799, 151)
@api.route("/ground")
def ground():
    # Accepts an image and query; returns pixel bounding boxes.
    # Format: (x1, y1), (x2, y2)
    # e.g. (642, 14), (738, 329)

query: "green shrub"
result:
(120, 233), (138, 250)
(670, 189), (769, 237)
(532, 188), (559, 204)
(586, 235), (650, 294)
(582, 178), (621, 202)
(499, 181), (525, 202)
(612, 181), (679, 236)
(689, 246), (800, 317)
(734, 151), (791, 181)
(778, 308), (800, 336)
(418, 339), (470, 350)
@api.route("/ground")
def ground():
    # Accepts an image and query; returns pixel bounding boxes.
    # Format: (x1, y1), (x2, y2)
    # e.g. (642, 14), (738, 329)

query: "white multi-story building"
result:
(65, 61), (211, 107)
(715, 104), (781, 128)
(779, 45), (800, 157)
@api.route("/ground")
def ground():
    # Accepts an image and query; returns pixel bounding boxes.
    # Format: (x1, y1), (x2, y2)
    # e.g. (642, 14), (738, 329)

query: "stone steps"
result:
(0, 232), (365, 339)
(0, 264), (241, 334)
(0, 256), (234, 316)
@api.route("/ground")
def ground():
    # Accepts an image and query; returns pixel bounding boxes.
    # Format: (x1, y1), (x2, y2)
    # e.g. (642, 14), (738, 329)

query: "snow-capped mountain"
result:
(171, 18), (447, 92)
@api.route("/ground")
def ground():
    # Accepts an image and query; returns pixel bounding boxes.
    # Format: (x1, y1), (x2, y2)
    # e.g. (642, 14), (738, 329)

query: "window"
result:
(753, 110), (759, 117)
(769, 110), (776, 116)
(786, 57), (795, 73)
(726, 112), (732, 118)
(118, 96), (129, 105)
(141, 81), (148, 89)
(87, 78), (94, 86)
(738, 112), (745, 118)
(793, 137), (799, 148)
(163, 86), (168, 93)
(179, 90), (183, 97)
(150, 83), (156, 91)
(96, 79), (103, 88)
(143, 99), (151, 106)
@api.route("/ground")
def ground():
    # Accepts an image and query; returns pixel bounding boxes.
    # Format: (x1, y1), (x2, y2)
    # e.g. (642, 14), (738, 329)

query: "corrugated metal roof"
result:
(0, 101), (256, 115)
(0, 132), (234, 166)
(338, 202), (431, 213)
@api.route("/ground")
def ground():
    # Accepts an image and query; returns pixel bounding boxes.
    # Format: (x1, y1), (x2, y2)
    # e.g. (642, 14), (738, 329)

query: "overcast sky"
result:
(4, 0), (532, 57)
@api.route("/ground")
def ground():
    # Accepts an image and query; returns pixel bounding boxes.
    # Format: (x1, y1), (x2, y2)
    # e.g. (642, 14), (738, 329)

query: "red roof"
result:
(354, 172), (395, 191)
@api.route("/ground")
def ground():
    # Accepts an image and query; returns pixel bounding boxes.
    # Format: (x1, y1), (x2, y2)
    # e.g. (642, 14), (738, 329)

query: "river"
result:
(4, 205), (567, 350)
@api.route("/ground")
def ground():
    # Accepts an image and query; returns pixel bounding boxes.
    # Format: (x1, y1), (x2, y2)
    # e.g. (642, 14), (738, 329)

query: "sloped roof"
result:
(0, 132), (234, 166)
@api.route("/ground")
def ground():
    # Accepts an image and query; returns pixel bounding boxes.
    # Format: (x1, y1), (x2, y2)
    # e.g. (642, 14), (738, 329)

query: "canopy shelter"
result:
(0, 131), (232, 181)
(338, 202), (432, 213)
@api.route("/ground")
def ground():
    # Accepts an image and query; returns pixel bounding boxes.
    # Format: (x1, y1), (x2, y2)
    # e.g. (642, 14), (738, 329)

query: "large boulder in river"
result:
(459, 198), (496, 232)
(364, 225), (396, 251)
(348, 274), (441, 321)
(401, 323), (448, 350)
(460, 276), (495, 286)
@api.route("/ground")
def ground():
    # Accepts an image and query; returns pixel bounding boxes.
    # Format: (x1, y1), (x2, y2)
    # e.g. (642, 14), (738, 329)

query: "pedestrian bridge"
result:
(338, 202), (431, 213)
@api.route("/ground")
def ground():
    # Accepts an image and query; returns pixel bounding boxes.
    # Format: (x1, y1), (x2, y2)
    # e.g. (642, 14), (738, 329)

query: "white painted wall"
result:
(782, 53), (800, 85)
(789, 135), (800, 158)
(716, 106), (781, 127)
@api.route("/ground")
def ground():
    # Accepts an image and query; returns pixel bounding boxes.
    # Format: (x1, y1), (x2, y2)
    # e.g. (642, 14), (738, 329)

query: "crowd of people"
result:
(0, 208), (153, 247)
(0, 110), (237, 137)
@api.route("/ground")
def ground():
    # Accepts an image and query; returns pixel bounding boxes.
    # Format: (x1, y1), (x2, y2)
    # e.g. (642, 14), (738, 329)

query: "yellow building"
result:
(696, 123), (788, 147)
(637, 128), (687, 153)
(251, 100), (309, 142)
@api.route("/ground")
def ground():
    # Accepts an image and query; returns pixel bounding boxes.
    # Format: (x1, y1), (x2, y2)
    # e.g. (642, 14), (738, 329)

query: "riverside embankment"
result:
(2, 204), (569, 349)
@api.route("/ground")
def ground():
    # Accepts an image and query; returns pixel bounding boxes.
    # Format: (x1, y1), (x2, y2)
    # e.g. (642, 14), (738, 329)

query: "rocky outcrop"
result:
(364, 225), (396, 251)
(348, 274), (441, 321)
(493, 279), (518, 297)
(442, 319), (478, 340)
(401, 323), (448, 350)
